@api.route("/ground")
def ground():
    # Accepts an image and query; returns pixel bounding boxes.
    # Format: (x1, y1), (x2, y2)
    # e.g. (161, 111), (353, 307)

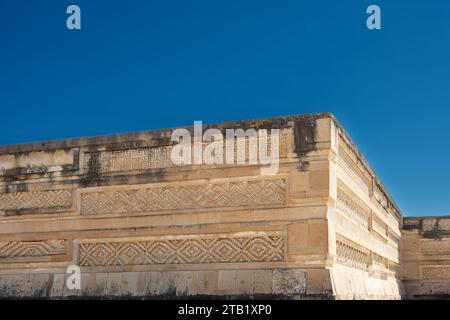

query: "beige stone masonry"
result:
(402, 216), (450, 298)
(0, 113), (404, 299)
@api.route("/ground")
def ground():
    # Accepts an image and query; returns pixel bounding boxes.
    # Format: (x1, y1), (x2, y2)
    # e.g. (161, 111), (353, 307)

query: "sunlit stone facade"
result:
(0, 113), (440, 299)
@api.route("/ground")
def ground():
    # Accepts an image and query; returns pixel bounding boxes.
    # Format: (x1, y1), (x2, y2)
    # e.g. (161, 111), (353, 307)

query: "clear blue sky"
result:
(1, 1), (449, 216)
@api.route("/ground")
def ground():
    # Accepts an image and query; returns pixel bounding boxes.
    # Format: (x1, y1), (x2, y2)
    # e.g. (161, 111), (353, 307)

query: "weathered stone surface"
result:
(253, 270), (273, 294)
(402, 216), (450, 298)
(0, 113), (408, 299)
(31, 273), (50, 298)
(273, 269), (307, 295)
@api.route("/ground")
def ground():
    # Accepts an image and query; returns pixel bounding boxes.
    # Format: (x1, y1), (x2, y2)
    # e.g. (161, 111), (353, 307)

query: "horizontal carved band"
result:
(337, 141), (371, 196)
(336, 181), (370, 230)
(372, 215), (388, 236)
(0, 240), (67, 261)
(421, 266), (450, 280)
(336, 235), (397, 273)
(80, 179), (286, 215)
(421, 240), (450, 254)
(84, 146), (173, 173)
(83, 130), (289, 174)
(79, 233), (284, 266)
(336, 236), (370, 271)
(0, 189), (73, 215)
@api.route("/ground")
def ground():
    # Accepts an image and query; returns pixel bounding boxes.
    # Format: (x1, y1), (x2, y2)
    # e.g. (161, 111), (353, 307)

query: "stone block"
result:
(144, 272), (160, 296)
(86, 273), (108, 297)
(50, 274), (65, 298)
(0, 274), (33, 298)
(306, 269), (332, 295)
(79, 272), (91, 296)
(105, 273), (122, 296)
(253, 270), (273, 294)
(156, 272), (177, 297)
(175, 271), (197, 296)
(309, 170), (329, 193)
(235, 270), (253, 295)
(218, 270), (235, 295)
(197, 271), (218, 296)
(136, 272), (150, 296)
(288, 222), (309, 254)
(0, 113), (408, 300)
(31, 273), (50, 298)
(120, 272), (139, 296)
(309, 222), (328, 250)
(273, 269), (307, 295)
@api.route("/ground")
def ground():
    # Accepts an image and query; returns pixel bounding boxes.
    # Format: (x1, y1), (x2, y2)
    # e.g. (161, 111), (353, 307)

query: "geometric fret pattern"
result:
(336, 239), (370, 271)
(421, 240), (450, 254)
(84, 146), (174, 173)
(80, 179), (286, 215)
(79, 233), (284, 266)
(421, 266), (450, 280)
(83, 130), (290, 174)
(335, 235), (399, 273)
(336, 181), (371, 230)
(0, 190), (72, 211)
(0, 240), (67, 259)
(337, 141), (371, 196)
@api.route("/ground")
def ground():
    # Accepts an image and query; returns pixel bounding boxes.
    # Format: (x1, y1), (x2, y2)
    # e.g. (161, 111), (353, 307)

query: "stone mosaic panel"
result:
(81, 179), (286, 215)
(0, 240), (67, 261)
(335, 238), (370, 271)
(79, 233), (284, 266)
(336, 181), (370, 230)
(0, 190), (73, 214)
(421, 266), (450, 280)
(83, 129), (290, 174)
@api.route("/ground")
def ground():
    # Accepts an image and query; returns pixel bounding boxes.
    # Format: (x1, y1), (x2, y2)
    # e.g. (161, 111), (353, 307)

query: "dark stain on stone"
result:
(80, 166), (169, 188)
(405, 294), (450, 300)
(203, 118), (291, 133)
(11, 293), (336, 300)
(402, 218), (422, 231)
(45, 274), (55, 297)
(16, 183), (27, 192)
(299, 161), (310, 172)
(4, 204), (72, 217)
(60, 149), (80, 176)
(4, 166), (49, 177)
(79, 151), (101, 187)
(423, 219), (444, 240)
(60, 165), (77, 177)
(293, 119), (317, 157)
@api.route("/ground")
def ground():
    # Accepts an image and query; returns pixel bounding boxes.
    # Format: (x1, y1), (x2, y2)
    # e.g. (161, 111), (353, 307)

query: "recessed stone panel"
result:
(79, 232), (284, 267)
(80, 179), (286, 215)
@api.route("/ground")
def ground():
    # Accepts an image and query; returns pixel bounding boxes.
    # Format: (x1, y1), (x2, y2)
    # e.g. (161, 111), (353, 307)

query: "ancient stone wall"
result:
(402, 216), (450, 298)
(329, 121), (402, 299)
(0, 113), (403, 299)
